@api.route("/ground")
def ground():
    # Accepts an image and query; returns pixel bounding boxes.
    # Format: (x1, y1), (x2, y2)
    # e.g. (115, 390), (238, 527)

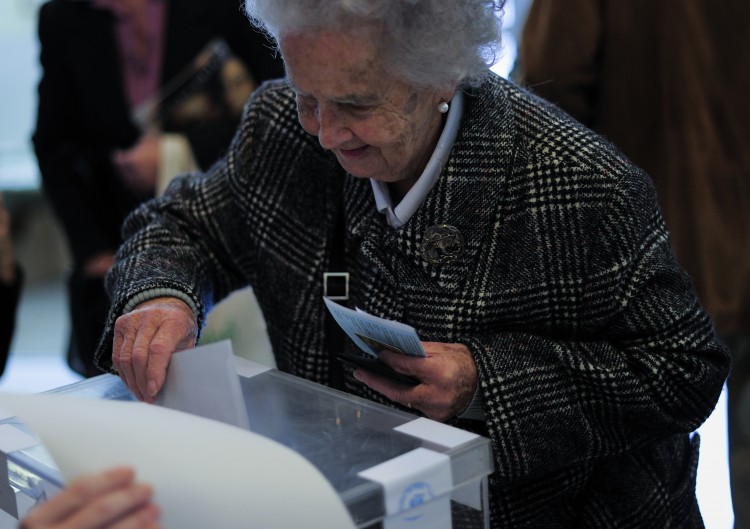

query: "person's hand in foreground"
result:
(113, 297), (198, 403)
(20, 467), (160, 529)
(353, 342), (478, 422)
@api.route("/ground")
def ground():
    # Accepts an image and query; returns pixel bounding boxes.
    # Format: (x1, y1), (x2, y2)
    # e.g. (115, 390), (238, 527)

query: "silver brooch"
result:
(421, 224), (464, 265)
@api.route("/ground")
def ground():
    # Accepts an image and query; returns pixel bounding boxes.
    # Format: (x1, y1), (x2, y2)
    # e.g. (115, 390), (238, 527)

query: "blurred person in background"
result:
(515, 1), (750, 525)
(0, 192), (22, 376)
(32, 0), (284, 378)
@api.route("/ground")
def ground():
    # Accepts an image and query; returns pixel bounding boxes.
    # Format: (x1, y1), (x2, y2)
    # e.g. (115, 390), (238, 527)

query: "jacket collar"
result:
(344, 74), (516, 292)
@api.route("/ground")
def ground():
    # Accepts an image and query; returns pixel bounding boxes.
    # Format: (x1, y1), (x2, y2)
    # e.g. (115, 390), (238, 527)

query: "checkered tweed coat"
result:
(97, 73), (729, 528)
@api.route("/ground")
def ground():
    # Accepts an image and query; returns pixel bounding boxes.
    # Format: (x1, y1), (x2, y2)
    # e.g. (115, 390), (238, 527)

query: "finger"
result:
(353, 369), (422, 408)
(132, 323), (160, 403)
(144, 309), (197, 400)
(112, 319), (127, 380)
(113, 321), (125, 362)
(21, 468), (136, 526)
(107, 503), (161, 529)
(141, 322), (189, 401)
(62, 483), (155, 529)
(378, 350), (427, 378)
(113, 316), (145, 401)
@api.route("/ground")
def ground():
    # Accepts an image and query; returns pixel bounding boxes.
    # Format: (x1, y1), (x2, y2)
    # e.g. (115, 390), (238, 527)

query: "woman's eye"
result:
(343, 103), (373, 115)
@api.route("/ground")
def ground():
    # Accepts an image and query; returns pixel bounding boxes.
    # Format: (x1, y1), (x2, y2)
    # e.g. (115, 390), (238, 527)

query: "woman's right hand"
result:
(20, 467), (160, 529)
(113, 297), (198, 403)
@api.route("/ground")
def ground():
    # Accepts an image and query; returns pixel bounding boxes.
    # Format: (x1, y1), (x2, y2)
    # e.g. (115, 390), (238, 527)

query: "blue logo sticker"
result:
(399, 481), (435, 521)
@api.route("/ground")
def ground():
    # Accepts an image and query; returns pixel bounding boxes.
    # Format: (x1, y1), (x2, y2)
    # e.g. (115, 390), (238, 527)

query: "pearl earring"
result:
(438, 101), (449, 113)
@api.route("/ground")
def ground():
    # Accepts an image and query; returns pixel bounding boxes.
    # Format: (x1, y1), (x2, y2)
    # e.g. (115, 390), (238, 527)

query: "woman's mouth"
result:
(337, 145), (369, 159)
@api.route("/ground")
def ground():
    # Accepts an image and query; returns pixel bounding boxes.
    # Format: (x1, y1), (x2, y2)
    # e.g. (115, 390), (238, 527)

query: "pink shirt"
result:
(93, 0), (167, 109)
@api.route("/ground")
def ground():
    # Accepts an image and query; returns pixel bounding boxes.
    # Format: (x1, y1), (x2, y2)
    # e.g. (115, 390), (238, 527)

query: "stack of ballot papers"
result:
(324, 297), (426, 357)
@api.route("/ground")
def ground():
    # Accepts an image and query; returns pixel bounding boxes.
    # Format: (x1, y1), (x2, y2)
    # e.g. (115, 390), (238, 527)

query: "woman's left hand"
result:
(353, 342), (477, 422)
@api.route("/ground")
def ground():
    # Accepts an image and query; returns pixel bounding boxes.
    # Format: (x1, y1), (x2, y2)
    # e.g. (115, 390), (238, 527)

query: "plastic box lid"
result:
(4, 358), (493, 528)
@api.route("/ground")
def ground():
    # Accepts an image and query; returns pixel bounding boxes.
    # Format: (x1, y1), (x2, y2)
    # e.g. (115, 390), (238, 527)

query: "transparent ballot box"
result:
(1, 358), (493, 528)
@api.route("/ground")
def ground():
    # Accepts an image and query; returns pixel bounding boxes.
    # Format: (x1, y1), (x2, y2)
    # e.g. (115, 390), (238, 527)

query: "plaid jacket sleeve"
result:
(464, 162), (728, 484)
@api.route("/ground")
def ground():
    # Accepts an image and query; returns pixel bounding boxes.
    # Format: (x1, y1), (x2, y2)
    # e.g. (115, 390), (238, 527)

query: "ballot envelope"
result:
(0, 357), (493, 529)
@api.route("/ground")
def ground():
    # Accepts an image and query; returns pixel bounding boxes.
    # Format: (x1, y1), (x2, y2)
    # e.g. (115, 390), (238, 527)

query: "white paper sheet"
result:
(156, 340), (250, 430)
(0, 392), (356, 529)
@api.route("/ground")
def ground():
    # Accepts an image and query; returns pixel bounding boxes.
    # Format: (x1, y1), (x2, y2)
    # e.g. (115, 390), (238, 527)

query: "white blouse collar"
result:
(371, 90), (464, 228)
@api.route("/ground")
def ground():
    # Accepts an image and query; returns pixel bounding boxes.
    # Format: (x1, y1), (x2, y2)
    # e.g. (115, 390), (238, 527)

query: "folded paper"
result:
(0, 392), (355, 529)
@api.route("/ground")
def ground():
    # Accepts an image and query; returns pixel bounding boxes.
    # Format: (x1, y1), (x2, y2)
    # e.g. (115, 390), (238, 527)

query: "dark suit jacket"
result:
(98, 75), (729, 527)
(32, 0), (284, 267)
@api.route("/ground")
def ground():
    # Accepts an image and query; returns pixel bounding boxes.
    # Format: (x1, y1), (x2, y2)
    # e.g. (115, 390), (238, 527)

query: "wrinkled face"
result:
(280, 29), (449, 194)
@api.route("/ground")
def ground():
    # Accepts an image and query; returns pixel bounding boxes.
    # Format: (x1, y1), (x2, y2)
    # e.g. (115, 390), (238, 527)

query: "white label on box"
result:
(395, 418), (479, 449)
(359, 448), (452, 529)
(0, 424), (39, 454)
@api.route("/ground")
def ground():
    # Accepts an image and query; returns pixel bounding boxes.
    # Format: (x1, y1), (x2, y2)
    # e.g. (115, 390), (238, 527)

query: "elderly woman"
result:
(98, 0), (729, 526)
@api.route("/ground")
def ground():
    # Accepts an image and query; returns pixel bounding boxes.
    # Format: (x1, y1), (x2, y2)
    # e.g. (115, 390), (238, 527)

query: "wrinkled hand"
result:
(113, 134), (160, 196)
(113, 297), (198, 403)
(353, 342), (478, 422)
(20, 467), (160, 529)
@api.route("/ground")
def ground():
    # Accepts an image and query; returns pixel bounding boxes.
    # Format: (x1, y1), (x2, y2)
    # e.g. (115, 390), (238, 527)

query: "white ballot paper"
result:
(0, 392), (356, 529)
(324, 297), (426, 357)
(156, 340), (249, 430)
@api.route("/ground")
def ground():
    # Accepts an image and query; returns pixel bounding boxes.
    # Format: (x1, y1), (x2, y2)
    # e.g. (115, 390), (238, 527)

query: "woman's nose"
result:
(316, 104), (351, 150)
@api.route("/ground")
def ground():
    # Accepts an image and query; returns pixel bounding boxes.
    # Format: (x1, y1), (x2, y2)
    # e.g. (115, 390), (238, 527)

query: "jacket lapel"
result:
(393, 78), (516, 292)
(342, 75), (516, 294)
